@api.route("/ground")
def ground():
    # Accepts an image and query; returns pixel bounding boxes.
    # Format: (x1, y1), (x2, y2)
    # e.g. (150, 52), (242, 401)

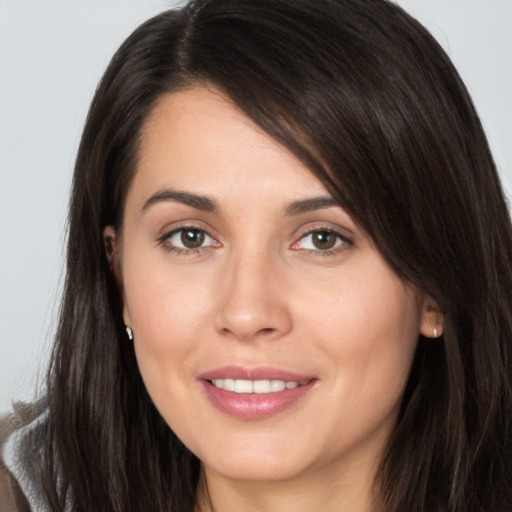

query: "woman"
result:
(1, 0), (511, 510)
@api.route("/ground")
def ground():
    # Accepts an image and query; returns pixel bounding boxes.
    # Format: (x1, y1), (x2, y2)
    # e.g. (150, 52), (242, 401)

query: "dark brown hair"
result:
(33, 0), (512, 510)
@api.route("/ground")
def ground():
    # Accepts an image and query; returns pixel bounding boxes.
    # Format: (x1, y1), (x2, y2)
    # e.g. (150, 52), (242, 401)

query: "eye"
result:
(293, 228), (351, 252)
(165, 227), (216, 250)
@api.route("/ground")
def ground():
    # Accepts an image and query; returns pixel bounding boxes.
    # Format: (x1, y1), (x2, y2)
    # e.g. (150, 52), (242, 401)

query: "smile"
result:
(199, 368), (316, 419)
(209, 379), (300, 393)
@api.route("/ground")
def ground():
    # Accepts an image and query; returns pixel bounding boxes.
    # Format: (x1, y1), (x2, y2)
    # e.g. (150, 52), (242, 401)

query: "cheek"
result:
(123, 249), (212, 338)
(298, 264), (420, 347)
(121, 255), (216, 396)
(124, 272), (211, 434)
(296, 265), (421, 401)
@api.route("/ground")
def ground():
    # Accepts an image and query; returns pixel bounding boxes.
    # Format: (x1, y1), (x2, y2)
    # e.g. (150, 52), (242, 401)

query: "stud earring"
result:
(126, 326), (133, 340)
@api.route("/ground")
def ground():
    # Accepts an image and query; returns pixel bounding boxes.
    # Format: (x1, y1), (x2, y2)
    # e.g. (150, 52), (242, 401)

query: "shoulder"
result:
(0, 404), (42, 512)
(0, 459), (30, 512)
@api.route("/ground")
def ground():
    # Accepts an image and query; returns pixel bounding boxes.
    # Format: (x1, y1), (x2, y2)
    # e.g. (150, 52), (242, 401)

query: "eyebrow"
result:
(141, 188), (340, 217)
(142, 189), (219, 213)
(283, 196), (340, 216)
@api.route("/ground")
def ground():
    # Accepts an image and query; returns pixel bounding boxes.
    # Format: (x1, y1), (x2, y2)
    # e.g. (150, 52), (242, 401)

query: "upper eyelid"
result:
(295, 225), (354, 244)
(157, 222), (217, 241)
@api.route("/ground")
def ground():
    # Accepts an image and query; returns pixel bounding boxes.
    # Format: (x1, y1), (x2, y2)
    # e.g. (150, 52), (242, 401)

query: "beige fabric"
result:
(0, 408), (33, 512)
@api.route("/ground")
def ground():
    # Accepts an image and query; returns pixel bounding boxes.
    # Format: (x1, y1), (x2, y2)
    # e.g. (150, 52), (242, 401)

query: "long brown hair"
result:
(32, 1), (512, 510)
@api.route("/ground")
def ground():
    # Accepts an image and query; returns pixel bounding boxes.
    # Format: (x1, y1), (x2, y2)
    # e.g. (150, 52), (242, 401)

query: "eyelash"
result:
(291, 227), (353, 257)
(157, 226), (218, 256)
(157, 226), (353, 257)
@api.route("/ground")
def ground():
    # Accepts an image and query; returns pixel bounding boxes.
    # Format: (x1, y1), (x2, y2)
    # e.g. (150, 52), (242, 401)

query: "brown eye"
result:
(311, 231), (337, 250)
(181, 228), (205, 248)
(165, 227), (215, 251)
(296, 229), (349, 252)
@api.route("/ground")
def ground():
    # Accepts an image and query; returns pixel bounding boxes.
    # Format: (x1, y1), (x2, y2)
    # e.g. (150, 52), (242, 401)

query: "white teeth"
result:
(270, 380), (286, 392)
(211, 379), (301, 393)
(223, 378), (235, 392)
(253, 380), (271, 393)
(234, 379), (253, 393)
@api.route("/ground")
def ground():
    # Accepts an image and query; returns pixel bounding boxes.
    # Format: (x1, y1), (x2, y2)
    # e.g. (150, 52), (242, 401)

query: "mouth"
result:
(208, 378), (305, 394)
(198, 367), (316, 419)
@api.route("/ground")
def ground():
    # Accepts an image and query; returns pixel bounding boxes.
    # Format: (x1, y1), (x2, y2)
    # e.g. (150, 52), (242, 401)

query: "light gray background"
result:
(1, 0), (511, 412)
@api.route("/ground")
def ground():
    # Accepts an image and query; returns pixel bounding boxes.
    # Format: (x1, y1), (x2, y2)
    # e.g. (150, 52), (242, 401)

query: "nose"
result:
(214, 251), (292, 341)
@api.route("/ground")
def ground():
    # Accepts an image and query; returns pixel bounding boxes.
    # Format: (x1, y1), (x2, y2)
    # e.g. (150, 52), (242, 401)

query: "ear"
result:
(103, 225), (125, 301)
(419, 295), (444, 338)
(103, 226), (133, 339)
(103, 226), (132, 328)
(103, 225), (121, 282)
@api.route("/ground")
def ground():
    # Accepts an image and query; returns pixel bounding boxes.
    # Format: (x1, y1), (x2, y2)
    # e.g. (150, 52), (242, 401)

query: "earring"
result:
(126, 326), (133, 340)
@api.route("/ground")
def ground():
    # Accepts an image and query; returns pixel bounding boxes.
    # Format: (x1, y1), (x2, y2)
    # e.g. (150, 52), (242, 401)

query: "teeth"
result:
(253, 380), (271, 393)
(234, 379), (253, 393)
(223, 379), (235, 392)
(270, 380), (286, 392)
(211, 379), (301, 394)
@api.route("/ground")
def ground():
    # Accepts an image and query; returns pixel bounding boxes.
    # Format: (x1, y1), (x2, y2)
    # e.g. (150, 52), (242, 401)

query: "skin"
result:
(105, 87), (442, 512)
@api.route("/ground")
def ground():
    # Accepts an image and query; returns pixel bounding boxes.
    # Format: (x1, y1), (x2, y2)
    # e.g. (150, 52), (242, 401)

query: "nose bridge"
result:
(214, 244), (292, 340)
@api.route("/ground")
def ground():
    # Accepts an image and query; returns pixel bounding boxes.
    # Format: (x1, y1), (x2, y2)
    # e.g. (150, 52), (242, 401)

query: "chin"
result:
(203, 453), (310, 483)
(189, 429), (326, 484)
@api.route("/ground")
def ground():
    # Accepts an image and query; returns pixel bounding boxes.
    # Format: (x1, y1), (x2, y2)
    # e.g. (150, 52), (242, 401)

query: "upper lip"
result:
(197, 365), (315, 384)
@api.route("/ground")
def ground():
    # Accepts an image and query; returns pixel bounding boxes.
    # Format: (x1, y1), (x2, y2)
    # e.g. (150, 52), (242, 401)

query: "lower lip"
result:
(200, 380), (316, 420)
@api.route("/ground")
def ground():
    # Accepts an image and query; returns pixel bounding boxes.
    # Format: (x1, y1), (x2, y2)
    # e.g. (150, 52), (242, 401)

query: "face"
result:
(109, 87), (435, 487)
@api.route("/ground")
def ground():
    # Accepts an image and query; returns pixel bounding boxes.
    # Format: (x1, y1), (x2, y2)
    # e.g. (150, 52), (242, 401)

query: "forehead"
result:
(131, 87), (329, 204)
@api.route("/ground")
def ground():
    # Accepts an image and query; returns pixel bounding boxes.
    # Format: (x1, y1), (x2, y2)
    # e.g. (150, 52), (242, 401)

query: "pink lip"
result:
(198, 365), (313, 383)
(198, 366), (317, 420)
